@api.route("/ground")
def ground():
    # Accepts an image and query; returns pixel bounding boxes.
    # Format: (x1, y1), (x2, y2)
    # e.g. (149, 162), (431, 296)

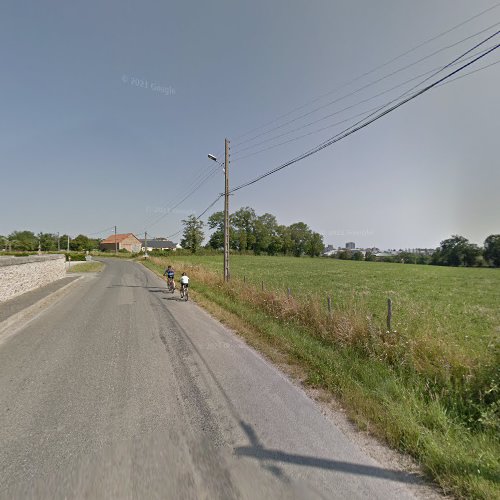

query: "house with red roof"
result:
(100, 233), (141, 253)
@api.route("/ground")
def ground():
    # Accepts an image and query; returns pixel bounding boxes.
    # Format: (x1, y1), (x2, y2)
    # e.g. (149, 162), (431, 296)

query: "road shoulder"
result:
(0, 275), (84, 344)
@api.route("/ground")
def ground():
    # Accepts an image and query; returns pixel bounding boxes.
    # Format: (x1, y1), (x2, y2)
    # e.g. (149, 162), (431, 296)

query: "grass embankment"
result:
(67, 261), (104, 273)
(143, 255), (499, 499)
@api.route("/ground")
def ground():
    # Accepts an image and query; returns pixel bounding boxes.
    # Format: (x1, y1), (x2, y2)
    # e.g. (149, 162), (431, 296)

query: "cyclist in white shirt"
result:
(180, 272), (189, 287)
(180, 272), (189, 299)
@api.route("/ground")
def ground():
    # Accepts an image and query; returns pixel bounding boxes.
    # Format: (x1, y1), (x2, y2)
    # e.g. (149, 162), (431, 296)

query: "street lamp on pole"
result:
(208, 140), (230, 282)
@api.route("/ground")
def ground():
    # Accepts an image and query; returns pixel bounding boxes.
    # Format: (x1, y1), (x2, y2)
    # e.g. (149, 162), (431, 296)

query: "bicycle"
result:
(167, 277), (175, 293)
(180, 283), (189, 301)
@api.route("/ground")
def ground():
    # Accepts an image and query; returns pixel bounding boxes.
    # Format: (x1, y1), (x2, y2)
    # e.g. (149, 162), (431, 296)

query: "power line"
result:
(233, 21), (500, 151)
(139, 163), (218, 229)
(197, 194), (224, 219)
(231, 2), (500, 144)
(230, 40), (500, 194)
(232, 42), (497, 161)
(165, 194), (224, 240)
(398, 28), (500, 100)
(132, 143), (224, 232)
(318, 29), (500, 157)
(173, 153), (223, 200)
(85, 225), (116, 237)
(135, 160), (222, 232)
(436, 57), (500, 87)
(78, 163), (223, 240)
(233, 105), (384, 162)
(141, 163), (222, 232)
(164, 33), (500, 237)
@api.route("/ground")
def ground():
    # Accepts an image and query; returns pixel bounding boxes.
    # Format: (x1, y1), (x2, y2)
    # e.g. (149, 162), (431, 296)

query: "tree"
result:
(277, 225), (292, 255)
(181, 215), (204, 253)
(305, 232), (324, 257)
(253, 213), (278, 255)
(207, 211), (224, 250)
(337, 249), (352, 260)
(415, 254), (431, 265)
(231, 207), (256, 252)
(432, 235), (480, 266)
(352, 250), (364, 261)
(8, 231), (37, 251)
(59, 234), (70, 251)
(463, 243), (481, 267)
(70, 234), (95, 252)
(289, 222), (311, 257)
(484, 234), (500, 267)
(397, 251), (414, 264)
(267, 234), (283, 256)
(35, 233), (54, 251)
(365, 251), (377, 262)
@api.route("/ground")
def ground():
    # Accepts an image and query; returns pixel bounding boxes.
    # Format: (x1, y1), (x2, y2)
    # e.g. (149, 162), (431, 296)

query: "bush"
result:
(352, 251), (364, 261)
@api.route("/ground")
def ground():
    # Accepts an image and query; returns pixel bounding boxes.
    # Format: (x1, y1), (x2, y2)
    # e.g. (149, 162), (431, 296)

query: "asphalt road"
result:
(0, 259), (427, 499)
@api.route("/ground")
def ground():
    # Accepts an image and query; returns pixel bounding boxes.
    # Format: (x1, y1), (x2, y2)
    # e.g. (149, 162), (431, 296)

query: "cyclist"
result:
(180, 272), (189, 298)
(163, 265), (175, 291)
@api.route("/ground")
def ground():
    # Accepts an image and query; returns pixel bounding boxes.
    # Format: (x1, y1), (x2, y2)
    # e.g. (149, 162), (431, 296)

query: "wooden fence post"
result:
(327, 296), (332, 317)
(261, 281), (264, 291)
(243, 275), (246, 283)
(387, 298), (392, 331)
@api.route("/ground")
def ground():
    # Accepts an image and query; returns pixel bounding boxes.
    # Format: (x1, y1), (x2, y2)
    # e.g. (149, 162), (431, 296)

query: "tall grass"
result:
(145, 255), (499, 498)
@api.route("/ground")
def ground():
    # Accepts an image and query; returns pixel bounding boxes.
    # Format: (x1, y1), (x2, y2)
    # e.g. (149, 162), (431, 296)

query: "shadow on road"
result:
(161, 296), (186, 302)
(107, 285), (162, 289)
(235, 421), (423, 485)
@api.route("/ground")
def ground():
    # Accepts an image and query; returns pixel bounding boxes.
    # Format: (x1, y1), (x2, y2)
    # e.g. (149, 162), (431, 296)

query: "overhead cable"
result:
(230, 40), (500, 194)
(231, 3), (500, 144)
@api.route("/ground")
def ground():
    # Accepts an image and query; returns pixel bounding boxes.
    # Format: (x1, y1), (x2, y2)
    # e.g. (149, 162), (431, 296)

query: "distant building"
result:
(322, 244), (336, 256)
(100, 233), (142, 253)
(374, 252), (393, 258)
(345, 242), (355, 250)
(140, 239), (177, 252)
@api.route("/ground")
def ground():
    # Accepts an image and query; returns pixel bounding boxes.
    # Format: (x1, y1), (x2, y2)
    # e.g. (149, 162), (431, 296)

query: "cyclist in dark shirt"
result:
(163, 265), (175, 290)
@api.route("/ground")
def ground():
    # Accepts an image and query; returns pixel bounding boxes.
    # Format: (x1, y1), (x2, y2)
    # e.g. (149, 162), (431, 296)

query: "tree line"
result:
(3, 223), (499, 268)
(181, 207), (325, 257)
(430, 234), (500, 267)
(330, 234), (500, 267)
(180, 208), (500, 267)
(0, 231), (101, 252)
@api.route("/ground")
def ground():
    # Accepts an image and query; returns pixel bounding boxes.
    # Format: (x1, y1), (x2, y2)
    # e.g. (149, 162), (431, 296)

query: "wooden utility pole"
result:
(114, 225), (117, 254)
(57, 232), (60, 252)
(224, 138), (230, 282)
(67, 235), (70, 252)
(144, 231), (148, 258)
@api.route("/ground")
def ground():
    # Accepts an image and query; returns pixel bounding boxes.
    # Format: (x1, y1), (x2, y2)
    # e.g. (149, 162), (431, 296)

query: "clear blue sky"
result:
(1, 0), (499, 249)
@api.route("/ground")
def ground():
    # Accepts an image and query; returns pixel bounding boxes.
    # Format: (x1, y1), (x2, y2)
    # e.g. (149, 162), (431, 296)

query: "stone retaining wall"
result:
(0, 255), (66, 303)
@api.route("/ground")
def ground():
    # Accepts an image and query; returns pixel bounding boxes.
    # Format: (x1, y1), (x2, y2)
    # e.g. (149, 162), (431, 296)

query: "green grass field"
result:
(167, 255), (498, 362)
